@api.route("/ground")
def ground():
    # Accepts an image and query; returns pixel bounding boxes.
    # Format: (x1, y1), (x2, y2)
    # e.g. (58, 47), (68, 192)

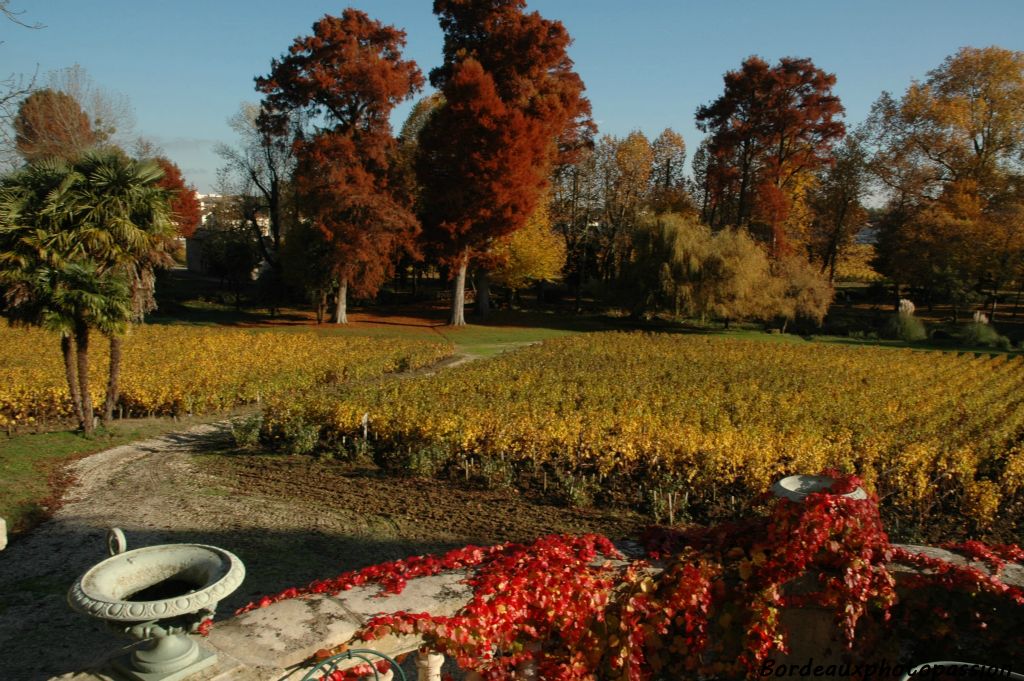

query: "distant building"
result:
(196, 193), (227, 227)
(196, 193), (271, 235)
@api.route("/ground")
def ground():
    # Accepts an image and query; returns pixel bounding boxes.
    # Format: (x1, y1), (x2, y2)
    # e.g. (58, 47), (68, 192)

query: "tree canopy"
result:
(867, 46), (1024, 317)
(258, 8), (423, 323)
(696, 56), (845, 251)
(419, 0), (590, 325)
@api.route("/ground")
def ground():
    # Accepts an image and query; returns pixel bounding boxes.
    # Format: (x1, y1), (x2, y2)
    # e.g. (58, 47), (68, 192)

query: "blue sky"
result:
(4, 1), (1022, 192)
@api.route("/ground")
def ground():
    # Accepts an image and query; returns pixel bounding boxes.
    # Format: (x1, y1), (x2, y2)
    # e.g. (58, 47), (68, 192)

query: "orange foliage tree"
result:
(257, 8), (423, 323)
(153, 156), (201, 237)
(13, 88), (101, 162)
(418, 0), (591, 325)
(696, 56), (845, 253)
(868, 47), (1024, 317)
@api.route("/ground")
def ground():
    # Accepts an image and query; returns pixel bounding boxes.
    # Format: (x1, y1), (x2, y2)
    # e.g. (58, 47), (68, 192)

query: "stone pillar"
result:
(416, 650), (444, 681)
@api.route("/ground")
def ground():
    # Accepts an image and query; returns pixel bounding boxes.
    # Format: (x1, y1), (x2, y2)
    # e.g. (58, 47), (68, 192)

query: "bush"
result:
(231, 414), (263, 449)
(884, 313), (927, 342)
(960, 322), (1011, 350)
(282, 420), (320, 456)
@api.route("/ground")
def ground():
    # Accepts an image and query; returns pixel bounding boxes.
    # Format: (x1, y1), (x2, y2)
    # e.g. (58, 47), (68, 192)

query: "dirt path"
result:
(0, 416), (642, 680)
(0, 423), (240, 680)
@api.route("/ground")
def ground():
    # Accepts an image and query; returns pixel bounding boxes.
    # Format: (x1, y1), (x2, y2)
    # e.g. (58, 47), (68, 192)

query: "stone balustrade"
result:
(51, 543), (1024, 681)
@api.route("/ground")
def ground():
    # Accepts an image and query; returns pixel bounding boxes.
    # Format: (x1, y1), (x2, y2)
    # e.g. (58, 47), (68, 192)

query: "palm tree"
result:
(0, 150), (174, 432)
(60, 151), (175, 423)
(0, 159), (89, 424)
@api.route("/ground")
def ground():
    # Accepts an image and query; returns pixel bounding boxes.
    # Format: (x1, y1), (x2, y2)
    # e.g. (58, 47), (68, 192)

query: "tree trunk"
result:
(316, 290), (326, 324)
(74, 321), (94, 434)
(475, 269), (491, 317)
(269, 182), (282, 255)
(102, 333), (123, 425)
(334, 275), (348, 324)
(61, 334), (84, 426)
(449, 251), (468, 327)
(575, 240), (587, 312)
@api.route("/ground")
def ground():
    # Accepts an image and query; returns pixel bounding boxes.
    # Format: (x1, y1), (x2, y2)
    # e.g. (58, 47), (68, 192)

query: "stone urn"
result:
(771, 474), (867, 502)
(68, 528), (245, 681)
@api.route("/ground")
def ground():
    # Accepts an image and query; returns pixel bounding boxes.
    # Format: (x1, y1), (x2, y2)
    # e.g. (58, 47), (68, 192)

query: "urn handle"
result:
(107, 528), (127, 556)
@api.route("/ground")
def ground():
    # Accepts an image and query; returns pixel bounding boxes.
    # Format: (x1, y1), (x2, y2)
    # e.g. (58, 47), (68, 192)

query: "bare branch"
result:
(0, 1), (44, 30)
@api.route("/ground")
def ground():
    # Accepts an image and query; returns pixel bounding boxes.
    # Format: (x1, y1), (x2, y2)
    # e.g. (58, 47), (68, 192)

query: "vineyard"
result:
(264, 332), (1024, 536)
(0, 324), (452, 431)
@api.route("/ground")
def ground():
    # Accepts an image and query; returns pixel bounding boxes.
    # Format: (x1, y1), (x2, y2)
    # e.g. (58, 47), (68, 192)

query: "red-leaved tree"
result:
(419, 0), (591, 326)
(696, 56), (845, 253)
(154, 156), (201, 237)
(257, 8), (423, 323)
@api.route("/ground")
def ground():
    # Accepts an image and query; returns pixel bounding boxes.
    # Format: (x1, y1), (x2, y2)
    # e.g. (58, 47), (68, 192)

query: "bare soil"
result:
(0, 421), (644, 681)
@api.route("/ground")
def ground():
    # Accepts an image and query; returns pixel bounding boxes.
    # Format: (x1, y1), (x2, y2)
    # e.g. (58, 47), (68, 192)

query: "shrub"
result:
(281, 418), (320, 456)
(960, 322), (1011, 350)
(884, 313), (927, 342)
(478, 455), (516, 490)
(231, 414), (263, 449)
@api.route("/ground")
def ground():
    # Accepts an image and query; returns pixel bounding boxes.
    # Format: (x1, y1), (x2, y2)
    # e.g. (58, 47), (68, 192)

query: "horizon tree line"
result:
(5, 1), (1024, 340)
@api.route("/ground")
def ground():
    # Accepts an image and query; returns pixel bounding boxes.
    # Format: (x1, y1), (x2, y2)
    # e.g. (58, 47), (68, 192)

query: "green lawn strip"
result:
(0, 416), (222, 535)
(680, 326), (1021, 356)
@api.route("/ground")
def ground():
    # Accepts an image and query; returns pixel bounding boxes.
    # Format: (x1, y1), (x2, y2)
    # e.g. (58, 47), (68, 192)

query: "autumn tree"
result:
(625, 212), (708, 318)
(696, 56), (845, 252)
(770, 253), (833, 329)
(152, 156), (201, 237)
(13, 89), (99, 161)
(490, 197), (565, 303)
(650, 129), (689, 214)
(258, 9), (423, 323)
(13, 66), (133, 163)
(0, 4), (42, 167)
(593, 131), (654, 280)
(867, 46), (1024, 317)
(395, 93), (444, 206)
(281, 218), (336, 322)
(419, 0), (591, 325)
(550, 139), (600, 307)
(625, 212), (832, 327)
